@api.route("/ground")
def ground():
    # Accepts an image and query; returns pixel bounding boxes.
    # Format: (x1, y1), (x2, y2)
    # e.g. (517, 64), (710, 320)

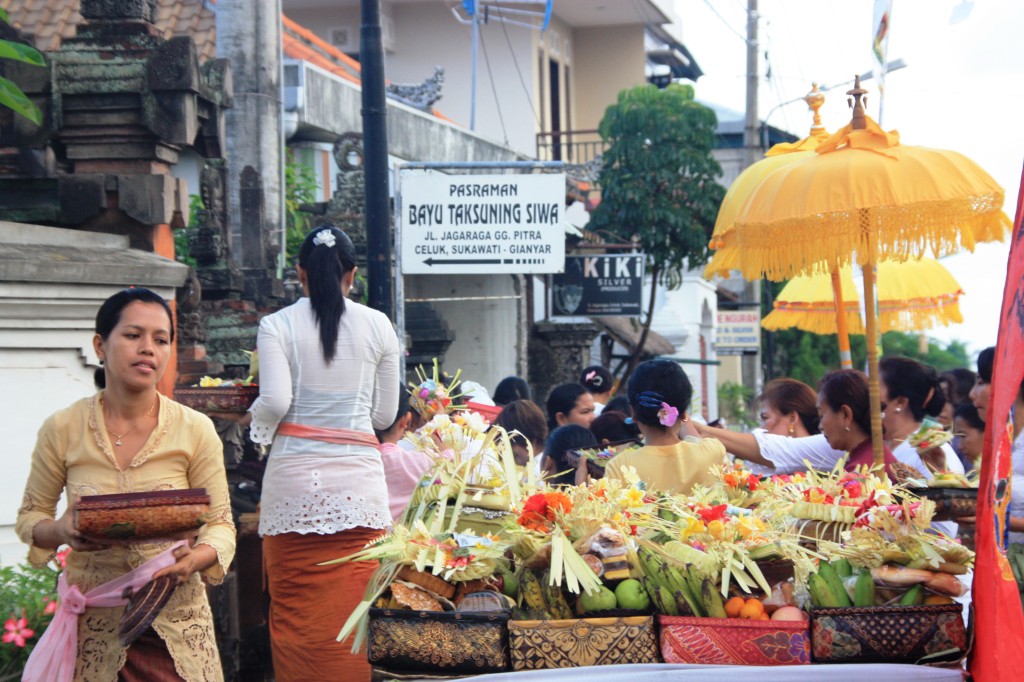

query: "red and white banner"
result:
(970, 163), (1024, 680)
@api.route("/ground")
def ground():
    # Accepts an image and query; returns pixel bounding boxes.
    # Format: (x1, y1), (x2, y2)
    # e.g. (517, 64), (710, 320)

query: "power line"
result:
(479, 27), (510, 146)
(493, 1), (542, 128)
(701, 0), (751, 44)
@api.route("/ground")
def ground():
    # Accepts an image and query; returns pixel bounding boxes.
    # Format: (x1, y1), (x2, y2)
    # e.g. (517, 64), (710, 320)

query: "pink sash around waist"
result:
(276, 422), (381, 450)
(22, 541), (187, 682)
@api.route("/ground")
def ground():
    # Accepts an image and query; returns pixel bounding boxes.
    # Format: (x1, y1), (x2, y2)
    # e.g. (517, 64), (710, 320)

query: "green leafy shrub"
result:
(0, 550), (64, 678)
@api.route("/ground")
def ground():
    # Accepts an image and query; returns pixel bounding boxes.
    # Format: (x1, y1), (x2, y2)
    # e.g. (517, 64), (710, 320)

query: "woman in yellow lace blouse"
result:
(15, 288), (235, 681)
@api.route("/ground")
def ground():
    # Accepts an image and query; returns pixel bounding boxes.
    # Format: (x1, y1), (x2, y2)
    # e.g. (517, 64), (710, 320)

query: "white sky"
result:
(675, 0), (1024, 357)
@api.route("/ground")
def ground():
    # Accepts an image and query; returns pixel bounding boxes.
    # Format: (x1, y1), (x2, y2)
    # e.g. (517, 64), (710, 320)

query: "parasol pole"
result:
(863, 260), (885, 465)
(847, 76), (886, 465)
(830, 265), (854, 369)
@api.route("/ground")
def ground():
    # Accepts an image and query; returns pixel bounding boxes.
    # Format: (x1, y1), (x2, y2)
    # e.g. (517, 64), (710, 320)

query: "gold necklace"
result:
(104, 398), (157, 447)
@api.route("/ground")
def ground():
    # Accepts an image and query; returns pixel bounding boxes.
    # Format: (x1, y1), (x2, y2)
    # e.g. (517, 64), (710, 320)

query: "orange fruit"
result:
(724, 596), (746, 618)
(756, 613), (771, 620)
(923, 595), (955, 605)
(739, 598), (765, 620)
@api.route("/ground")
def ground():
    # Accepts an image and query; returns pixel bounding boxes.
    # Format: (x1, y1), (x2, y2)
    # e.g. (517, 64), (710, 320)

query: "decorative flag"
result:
(871, 0), (893, 97)
(969, 164), (1024, 680)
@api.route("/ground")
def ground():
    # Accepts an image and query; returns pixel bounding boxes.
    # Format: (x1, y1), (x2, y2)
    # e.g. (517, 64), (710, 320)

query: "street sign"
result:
(716, 310), (761, 355)
(551, 254), (645, 317)
(399, 170), (566, 274)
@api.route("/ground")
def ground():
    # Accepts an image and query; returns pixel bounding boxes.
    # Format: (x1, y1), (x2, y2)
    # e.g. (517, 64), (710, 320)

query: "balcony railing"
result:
(535, 129), (607, 165)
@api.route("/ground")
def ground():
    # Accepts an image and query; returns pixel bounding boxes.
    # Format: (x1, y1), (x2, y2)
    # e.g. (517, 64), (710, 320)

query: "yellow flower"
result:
(199, 376), (223, 387)
(618, 487), (646, 509)
(707, 519), (725, 539)
(680, 517), (706, 540)
(736, 516), (765, 539)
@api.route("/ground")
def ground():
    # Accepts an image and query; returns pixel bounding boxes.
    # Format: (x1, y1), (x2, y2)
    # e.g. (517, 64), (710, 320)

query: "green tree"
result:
(718, 381), (756, 429)
(284, 149), (320, 265)
(0, 9), (44, 124)
(589, 83), (725, 380)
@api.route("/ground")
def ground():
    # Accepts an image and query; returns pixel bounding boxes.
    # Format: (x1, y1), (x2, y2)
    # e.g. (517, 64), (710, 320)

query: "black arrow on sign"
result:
(423, 257), (503, 266)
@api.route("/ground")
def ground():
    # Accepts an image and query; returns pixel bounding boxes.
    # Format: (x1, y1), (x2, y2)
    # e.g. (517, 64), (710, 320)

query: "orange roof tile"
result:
(281, 14), (361, 74)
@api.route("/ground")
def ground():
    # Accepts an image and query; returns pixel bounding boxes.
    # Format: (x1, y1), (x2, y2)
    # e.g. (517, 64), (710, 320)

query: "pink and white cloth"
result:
(22, 541), (185, 682)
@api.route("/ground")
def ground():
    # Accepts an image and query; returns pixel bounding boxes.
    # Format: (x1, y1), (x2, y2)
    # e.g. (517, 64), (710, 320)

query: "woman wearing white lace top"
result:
(249, 226), (400, 682)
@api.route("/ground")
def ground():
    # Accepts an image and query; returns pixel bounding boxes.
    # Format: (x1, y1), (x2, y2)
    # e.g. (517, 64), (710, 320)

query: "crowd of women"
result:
(13, 223), (1024, 681)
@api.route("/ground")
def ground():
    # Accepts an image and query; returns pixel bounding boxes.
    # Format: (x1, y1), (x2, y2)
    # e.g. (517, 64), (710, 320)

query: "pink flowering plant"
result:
(0, 551), (64, 678)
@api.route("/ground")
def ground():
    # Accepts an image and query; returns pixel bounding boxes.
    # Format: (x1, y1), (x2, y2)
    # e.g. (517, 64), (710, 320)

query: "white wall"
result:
(404, 273), (522, 397)
(0, 349), (97, 564)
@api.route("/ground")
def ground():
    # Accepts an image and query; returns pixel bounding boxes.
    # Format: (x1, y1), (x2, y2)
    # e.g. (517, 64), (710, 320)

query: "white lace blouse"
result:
(249, 298), (401, 536)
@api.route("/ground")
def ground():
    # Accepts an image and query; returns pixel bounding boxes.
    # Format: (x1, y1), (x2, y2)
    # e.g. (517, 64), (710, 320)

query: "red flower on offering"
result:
(695, 504), (728, 523)
(518, 492), (573, 532)
(747, 475), (761, 492)
(543, 491), (573, 519)
(853, 491), (879, 526)
(518, 493), (554, 532)
(55, 547), (70, 569)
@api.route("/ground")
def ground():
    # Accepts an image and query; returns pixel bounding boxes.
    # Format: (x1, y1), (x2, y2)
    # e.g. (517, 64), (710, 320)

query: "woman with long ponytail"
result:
(249, 225), (401, 681)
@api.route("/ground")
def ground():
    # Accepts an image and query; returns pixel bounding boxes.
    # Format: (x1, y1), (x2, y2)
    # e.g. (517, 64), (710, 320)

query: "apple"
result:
(580, 585), (618, 613)
(614, 579), (651, 611)
(770, 605), (809, 622)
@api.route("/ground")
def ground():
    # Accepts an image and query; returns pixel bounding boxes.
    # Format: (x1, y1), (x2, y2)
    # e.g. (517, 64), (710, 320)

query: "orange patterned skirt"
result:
(263, 528), (382, 682)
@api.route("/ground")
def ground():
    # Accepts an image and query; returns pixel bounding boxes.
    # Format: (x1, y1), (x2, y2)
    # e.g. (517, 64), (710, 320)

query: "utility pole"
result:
(361, 0), (394, 320)
(742, 0), (765, 388)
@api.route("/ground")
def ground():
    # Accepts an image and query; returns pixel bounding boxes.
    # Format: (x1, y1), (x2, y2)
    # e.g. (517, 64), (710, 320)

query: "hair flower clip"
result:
(312, 229), (336, 248)
(658, 402), (679, 427)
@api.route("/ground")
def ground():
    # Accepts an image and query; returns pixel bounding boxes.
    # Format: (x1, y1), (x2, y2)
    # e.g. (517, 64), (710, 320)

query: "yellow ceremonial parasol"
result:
(706, 85), (860, 368)
(762, 258), (964, 335)
(705, 84), (830, 279)
(730, 77), (1010, 464)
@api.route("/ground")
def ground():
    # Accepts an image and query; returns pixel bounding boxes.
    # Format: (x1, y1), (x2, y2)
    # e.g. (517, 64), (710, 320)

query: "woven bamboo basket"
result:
(174, 385), (259, 414)
(810, 603), (966, 664)
(75, 489), (210, 542)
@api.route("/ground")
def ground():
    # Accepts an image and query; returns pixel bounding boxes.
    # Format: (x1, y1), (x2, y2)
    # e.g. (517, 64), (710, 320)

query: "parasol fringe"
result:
(733, 196), (1008, 281)
(763, 296), (963, 335)
(762, 308), (864, 335)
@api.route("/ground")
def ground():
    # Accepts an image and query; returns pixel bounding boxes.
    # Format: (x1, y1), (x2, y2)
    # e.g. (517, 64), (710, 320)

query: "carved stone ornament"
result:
(200, 159), (227, 231)
(80, 0), (158, 23)
(324, 133), (367, 250)
(385, 66), (444, 111)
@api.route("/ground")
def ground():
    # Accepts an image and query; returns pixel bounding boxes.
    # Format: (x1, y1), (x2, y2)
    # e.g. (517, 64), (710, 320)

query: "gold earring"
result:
(788, 423), (795, 436)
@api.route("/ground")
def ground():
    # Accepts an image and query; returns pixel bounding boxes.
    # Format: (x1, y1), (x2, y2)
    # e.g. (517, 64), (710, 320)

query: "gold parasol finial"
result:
(846, 75), (869, 130)
(804, 83), (827, 140)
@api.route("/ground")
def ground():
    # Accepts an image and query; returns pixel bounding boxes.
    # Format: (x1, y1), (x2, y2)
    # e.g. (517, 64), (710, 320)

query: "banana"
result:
(642, 577), (667, 614)
(701, 578), (728, 619)
(675, 585), (703, 617)
(808, 573), (841, 608)
(854, 569), (876, 607)
(541, 571), (574, 619)
(683, 565), (706, 610)
(657, 584), (680, 616)
(519, 569), (549, 615)
(818, 562), (853, 607)
(660, 563), (687, 594)
(833, 558), (853, 579)
(638, 547), (664, 583)
(899, 584), (924, 606)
